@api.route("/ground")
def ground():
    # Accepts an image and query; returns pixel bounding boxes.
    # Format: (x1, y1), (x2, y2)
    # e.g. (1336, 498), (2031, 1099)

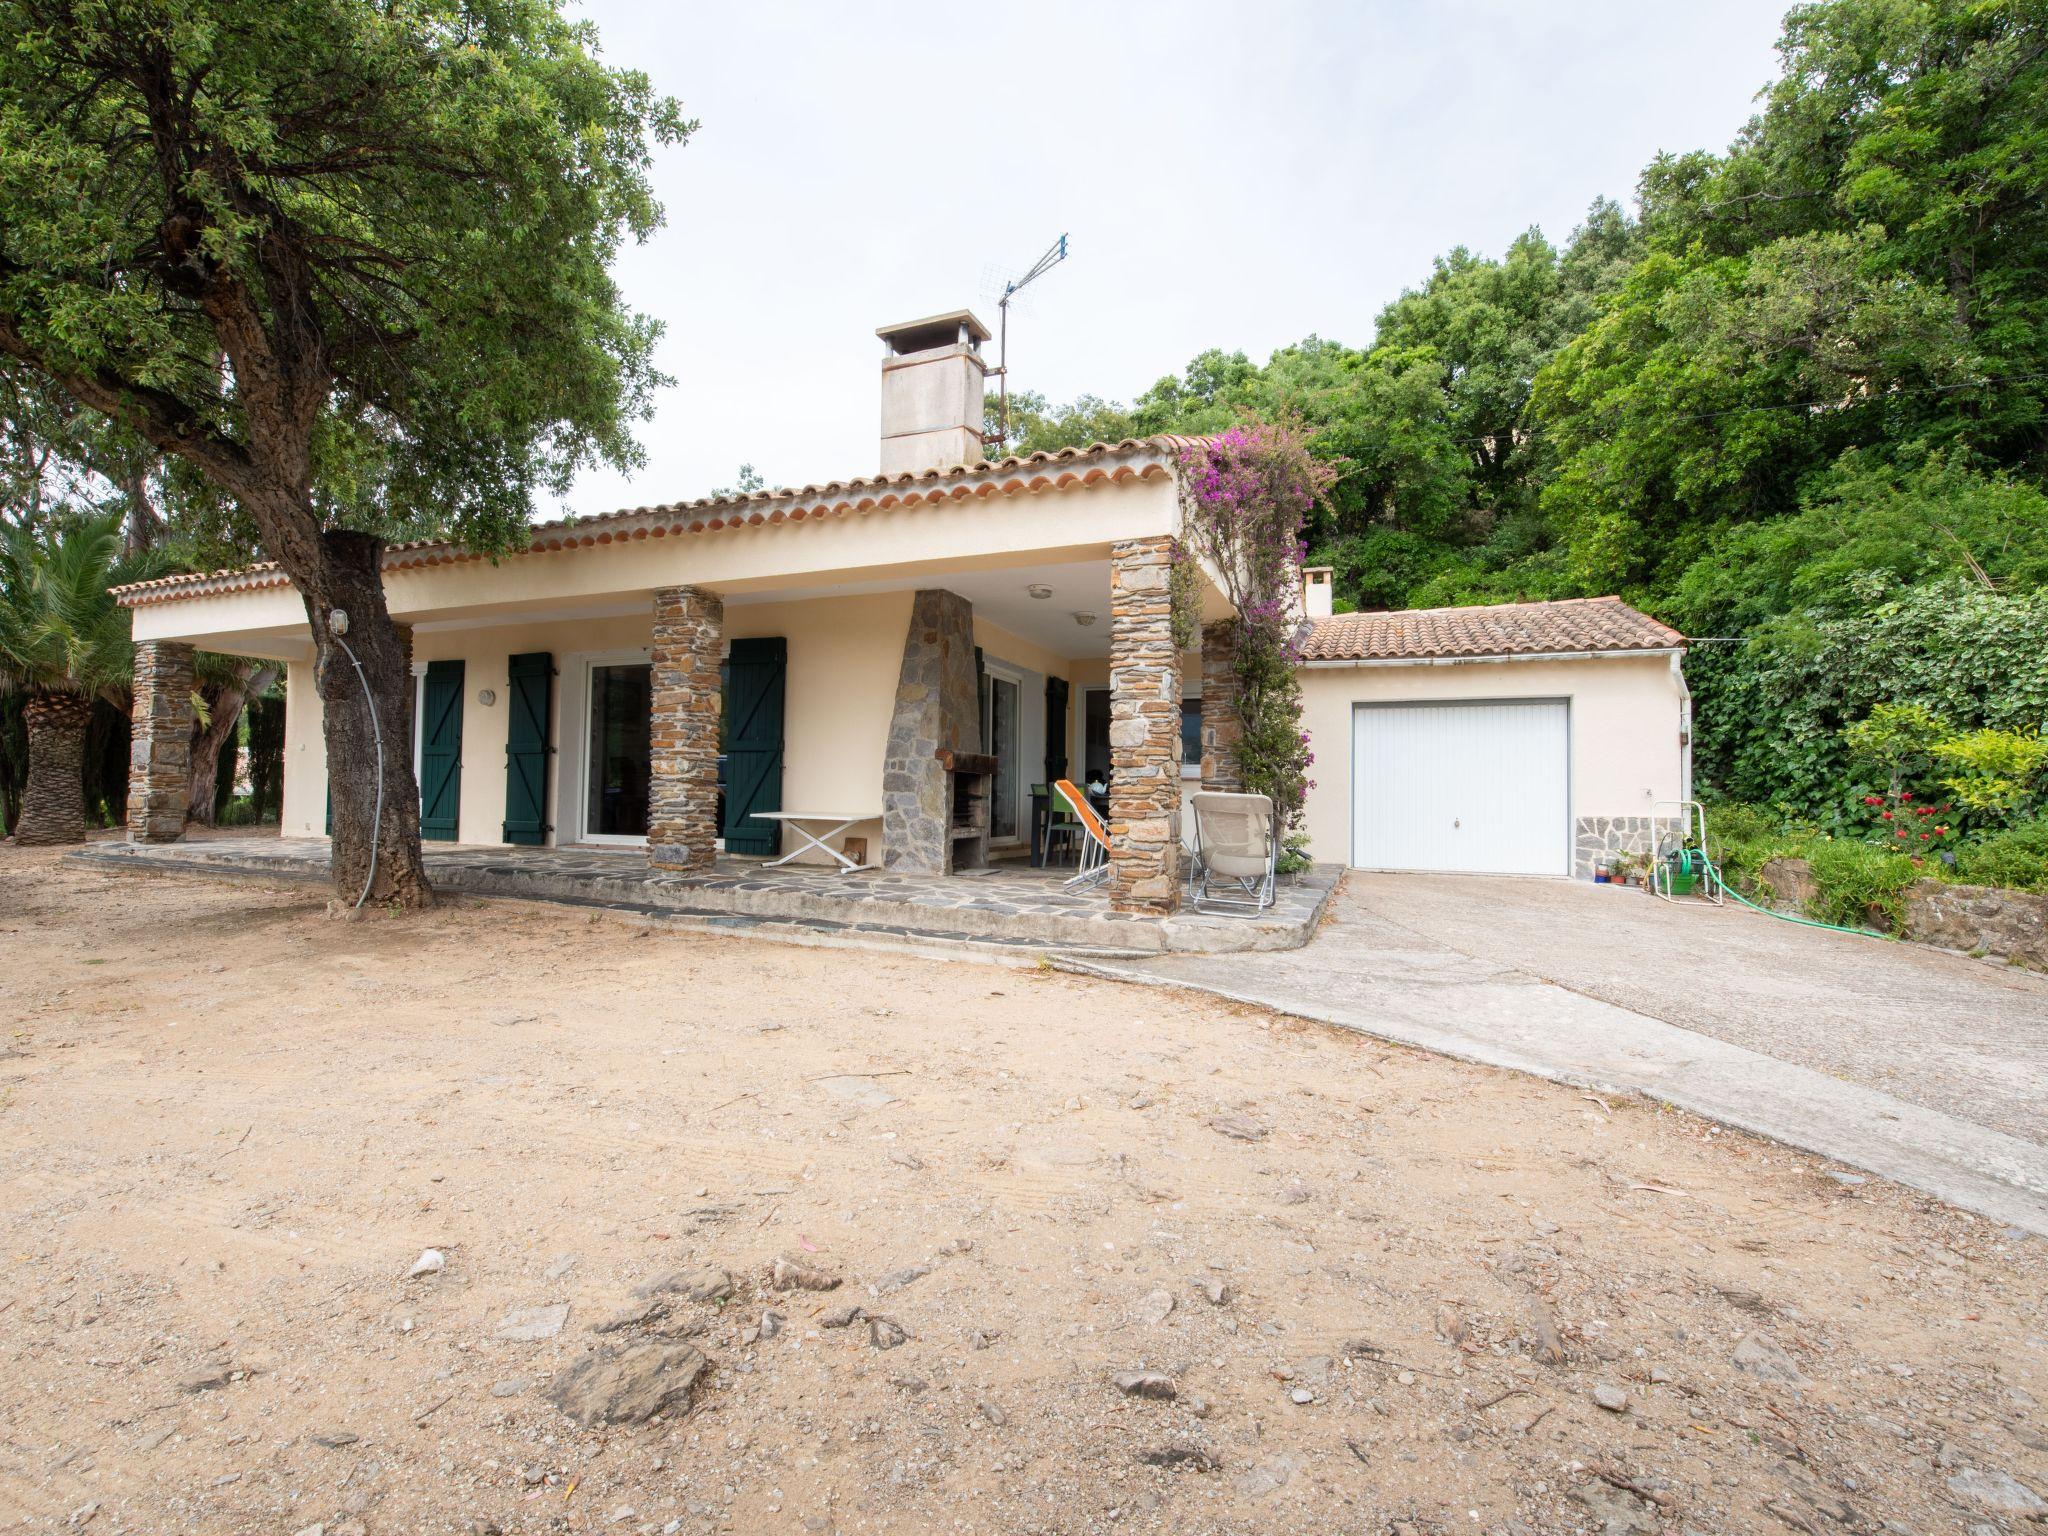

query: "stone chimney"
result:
(876, 310), (991, 475)
(1302, 566), (1334, 619)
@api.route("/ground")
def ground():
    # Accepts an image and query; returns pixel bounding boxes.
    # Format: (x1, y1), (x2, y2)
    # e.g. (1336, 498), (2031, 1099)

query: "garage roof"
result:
(1299, 596), (1684, 662)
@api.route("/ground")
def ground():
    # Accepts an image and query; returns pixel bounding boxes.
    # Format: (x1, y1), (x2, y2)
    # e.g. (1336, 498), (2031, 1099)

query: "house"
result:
(113, 310), (1687, 912)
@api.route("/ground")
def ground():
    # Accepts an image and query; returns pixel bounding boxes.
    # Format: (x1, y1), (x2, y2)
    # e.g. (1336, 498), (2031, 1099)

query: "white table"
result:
(750, 811), (880, 872)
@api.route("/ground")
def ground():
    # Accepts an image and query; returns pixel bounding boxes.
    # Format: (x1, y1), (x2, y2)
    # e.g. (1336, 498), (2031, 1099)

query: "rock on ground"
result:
(545, 1341), (713, 1428)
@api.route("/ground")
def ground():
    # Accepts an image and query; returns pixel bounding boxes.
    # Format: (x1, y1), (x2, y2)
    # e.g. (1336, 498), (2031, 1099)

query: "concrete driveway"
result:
(1068, 873), (2048, 1235)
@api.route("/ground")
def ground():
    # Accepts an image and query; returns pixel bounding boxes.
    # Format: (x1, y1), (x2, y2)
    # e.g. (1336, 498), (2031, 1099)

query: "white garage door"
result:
(1352, 700), (1569, 875)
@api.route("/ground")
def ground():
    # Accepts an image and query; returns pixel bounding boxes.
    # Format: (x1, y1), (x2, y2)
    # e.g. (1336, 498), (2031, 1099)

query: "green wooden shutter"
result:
(720, 638), (785, 856)
(502, 652), (552, 845)
(419, 659), (464, 842)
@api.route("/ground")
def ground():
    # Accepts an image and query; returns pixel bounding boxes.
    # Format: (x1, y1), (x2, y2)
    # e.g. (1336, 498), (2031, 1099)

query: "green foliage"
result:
(1690, 579), (2048, 817)
(1669, 452), (2048, 632)
(1842, 702), (1951, 795)
(1953, 815), (2048, 893)
(1931, 727), (2048, 817)
(0, 0), (692, 562)
(1804, 837), (1922, 928)
(0, 511), (166, 701)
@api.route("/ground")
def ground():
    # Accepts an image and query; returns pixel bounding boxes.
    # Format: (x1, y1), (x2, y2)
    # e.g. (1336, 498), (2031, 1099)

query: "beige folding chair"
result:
(1053, 779), (1110, 889)
(1188, 791), (1277, 914)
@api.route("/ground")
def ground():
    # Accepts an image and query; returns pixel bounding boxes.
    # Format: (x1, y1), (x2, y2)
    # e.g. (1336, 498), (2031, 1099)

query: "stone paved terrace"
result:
(73, 836), (1337, 957)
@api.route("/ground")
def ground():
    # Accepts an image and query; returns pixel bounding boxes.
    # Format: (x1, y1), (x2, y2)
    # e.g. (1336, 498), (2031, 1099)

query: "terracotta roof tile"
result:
(1298, 596), (1684, 662)
(111, 435), (1212, 607)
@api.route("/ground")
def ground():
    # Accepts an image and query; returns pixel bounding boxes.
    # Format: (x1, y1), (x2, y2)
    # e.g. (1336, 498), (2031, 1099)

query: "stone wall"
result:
(128, 640), (197, 843)
(1199, 620), (1242, 791)
(1755, 855), (2045, 970)
(1906, 880), (2046, 969)
(647, 586), (724, 872)
(1106, 537), (1183, 913)
(1573, 815), (1655, 879)
(881, 590), (979, 874)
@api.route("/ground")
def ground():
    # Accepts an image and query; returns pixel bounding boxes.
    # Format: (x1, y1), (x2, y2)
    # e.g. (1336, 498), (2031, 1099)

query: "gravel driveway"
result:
(1072, 873), (2048, 1232)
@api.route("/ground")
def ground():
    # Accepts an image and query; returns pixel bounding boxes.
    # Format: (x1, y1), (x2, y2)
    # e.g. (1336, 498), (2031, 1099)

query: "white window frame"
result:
(981, 660), (1027, 847)
(565, 647), (655, 848)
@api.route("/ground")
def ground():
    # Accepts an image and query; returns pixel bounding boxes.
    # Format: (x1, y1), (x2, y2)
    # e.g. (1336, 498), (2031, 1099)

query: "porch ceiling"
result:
(725, 559), (1116, 659)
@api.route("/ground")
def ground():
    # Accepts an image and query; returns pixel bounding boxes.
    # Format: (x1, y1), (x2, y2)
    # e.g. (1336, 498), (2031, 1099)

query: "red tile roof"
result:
(110, 435), (1211, 607)
(1299, 596), (1684, 662)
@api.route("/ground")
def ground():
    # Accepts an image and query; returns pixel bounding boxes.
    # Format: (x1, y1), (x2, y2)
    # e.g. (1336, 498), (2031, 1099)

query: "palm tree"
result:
(0, 512), (163, 845)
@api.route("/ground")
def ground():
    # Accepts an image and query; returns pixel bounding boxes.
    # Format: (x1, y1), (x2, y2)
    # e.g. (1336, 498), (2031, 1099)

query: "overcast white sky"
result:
(563, 0), (1791, 514)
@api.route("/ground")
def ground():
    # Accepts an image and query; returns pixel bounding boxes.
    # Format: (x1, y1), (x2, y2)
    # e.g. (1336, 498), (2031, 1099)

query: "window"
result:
(1181, 698), (1202, 776)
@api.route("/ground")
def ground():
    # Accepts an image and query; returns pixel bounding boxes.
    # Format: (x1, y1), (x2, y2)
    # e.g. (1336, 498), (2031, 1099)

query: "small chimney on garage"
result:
(876, 310), (991, 475)
(1302, 566), (1335, 620)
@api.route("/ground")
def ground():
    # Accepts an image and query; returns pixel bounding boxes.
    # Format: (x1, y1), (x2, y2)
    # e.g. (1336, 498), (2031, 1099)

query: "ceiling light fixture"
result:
(1026, 583), (1054, 600)
(1071, 611), (1098, 628)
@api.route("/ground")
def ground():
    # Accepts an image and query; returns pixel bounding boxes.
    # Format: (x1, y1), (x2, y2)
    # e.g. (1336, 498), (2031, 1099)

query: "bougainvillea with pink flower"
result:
(1172, 420), (1337, 862)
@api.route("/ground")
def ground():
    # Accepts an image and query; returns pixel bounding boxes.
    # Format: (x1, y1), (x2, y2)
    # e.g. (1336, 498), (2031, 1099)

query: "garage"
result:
(1351, 699), (1570, 876)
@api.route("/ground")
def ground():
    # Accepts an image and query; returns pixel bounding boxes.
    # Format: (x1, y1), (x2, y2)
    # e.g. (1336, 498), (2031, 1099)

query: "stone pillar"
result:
(1106, 536), (1183, 913)
(128, 640), (197, 842)
(1199, 620), (1243, 790)
(647, 586), (724, 872)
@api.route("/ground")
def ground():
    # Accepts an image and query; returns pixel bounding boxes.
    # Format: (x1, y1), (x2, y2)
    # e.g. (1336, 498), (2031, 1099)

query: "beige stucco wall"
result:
(276, 590), (1095, 864)
(1295, 653), (1688, 868)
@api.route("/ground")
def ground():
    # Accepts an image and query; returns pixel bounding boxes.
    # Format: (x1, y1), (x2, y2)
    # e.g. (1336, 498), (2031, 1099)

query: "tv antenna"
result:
(982, 232), (1069, 458)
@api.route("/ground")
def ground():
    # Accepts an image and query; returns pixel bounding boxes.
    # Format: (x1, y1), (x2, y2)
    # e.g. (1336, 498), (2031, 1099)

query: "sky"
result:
(563, 0), (1793, 515)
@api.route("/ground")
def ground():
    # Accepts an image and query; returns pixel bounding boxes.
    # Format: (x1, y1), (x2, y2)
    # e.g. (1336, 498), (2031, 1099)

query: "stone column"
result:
(1199, 620), (1243, 790)
(647, 586), (724, 872)
(128, 640), (197, 842)
(1106, 536), (1183, 913)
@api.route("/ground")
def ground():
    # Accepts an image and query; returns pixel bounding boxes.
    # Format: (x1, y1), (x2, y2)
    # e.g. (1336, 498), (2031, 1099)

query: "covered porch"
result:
(115, 439), (1247, 915)
(76, 833), (1335, 956)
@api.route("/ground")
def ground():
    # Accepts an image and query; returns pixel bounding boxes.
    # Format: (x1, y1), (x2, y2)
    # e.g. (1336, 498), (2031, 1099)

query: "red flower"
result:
(1881, 810), (1893, 820)
(1863, 795), (1882, 806)
(1919, 832), (1930, 840)
(1900, 792), (1913, 802)
(1894, 828), (1908, 837)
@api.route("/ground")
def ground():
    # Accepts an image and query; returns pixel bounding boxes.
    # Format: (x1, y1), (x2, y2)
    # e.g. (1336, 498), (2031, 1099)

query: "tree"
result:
(0, 0), (691, 904)
(0, 512), (162, 844)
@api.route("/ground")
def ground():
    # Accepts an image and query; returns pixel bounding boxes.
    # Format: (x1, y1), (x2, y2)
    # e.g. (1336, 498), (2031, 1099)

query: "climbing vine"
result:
(1174, 421), (1336, 843)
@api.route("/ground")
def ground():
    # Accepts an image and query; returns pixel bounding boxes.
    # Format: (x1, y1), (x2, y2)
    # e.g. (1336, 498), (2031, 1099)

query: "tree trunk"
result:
(247, 692), (286, 822)
(188, 662), (277, 828)
(14, 693), (92, 846)
(303, 530), (432, 908)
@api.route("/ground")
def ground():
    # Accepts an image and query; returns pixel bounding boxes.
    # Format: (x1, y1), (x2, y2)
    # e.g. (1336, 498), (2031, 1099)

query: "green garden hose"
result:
(1688, 847), (1886, 940)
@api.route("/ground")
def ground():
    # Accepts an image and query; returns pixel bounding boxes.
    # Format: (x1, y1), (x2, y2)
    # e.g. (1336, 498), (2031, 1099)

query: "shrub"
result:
(1931, 727), (2048, 820)
(1952, 816), (2048, 894)
(1803, 839), (1921, 928)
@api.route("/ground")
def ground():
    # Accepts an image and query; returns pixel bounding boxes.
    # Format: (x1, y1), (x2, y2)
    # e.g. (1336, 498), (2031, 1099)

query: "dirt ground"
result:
(3, 845), (2045, 1536)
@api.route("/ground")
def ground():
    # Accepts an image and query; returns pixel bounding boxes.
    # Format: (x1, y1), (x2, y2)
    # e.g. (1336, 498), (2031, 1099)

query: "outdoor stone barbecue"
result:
(881, 589), (982, 875)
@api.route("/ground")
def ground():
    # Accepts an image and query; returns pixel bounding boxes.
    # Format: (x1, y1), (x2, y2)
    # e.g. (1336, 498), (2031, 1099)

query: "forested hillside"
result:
(1002, 0), (2048, 815)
